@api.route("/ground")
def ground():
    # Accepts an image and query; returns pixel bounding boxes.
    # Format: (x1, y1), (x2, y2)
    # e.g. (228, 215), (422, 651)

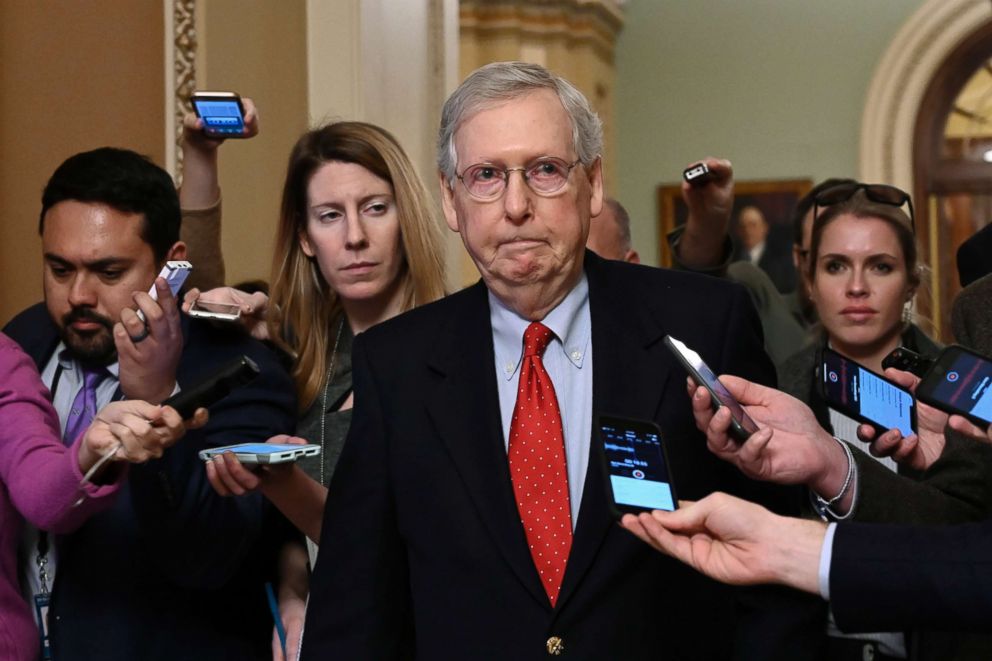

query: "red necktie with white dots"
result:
(508, 321), (573, 606)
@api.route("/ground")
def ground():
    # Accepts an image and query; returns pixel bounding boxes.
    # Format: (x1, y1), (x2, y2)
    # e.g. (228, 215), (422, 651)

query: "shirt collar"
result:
(490, 273), (591, 381)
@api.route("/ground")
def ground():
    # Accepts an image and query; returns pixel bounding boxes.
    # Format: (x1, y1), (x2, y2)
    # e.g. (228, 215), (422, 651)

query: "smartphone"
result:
(881, 346), (934, 378)
(190, 91), (246, 138)
(683, 162), (716, 187)
(664, 335), (759, 443)
(199, 443), (321, 465)
(188, 299), (241, 321)
(137, 261), (192, 322)
(163, 355), (259, 418)
(819, 347), (917, 436)
(915, 345), (992, 429)
(598, 415), (677, 516)
(149, 261), (192, 301)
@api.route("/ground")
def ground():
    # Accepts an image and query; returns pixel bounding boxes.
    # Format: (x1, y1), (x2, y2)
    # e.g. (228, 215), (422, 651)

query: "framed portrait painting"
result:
(657, 178), (812, 271)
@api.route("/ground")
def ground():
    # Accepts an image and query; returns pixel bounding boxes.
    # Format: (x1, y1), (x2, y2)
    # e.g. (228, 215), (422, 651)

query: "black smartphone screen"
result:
(599, 415), (676, 514)
(192, 97), (245, 136)
(919, 346), (992, 426)
(820, 349), (916, 436)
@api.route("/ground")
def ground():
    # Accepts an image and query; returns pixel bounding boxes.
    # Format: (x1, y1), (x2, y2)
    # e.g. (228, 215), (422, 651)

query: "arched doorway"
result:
(913, 21), (992, 340)
(861, 0), (992, 342)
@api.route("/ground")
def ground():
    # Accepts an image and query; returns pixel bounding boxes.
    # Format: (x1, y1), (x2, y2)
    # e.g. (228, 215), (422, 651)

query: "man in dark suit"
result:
(3, 147), (296, 660)
(732, 205), (796, 294)
(300, 61), (818, 660)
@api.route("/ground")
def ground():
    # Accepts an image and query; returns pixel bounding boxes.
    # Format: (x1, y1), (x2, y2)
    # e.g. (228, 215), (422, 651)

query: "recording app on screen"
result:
(601, 422), (675, 511)
(822, 351), (914, 436)
(194, 100), (244, 134)
(932, 353), (992, 423)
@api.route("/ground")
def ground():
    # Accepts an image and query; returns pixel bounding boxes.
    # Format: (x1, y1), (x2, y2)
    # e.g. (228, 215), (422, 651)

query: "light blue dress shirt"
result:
(490, 274), (593, 529)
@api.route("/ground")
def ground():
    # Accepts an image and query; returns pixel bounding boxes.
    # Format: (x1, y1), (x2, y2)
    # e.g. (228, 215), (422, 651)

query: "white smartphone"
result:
(199, 443), (321, 465)
(188, 298), (241, 321)
(137, 261), (192, 322)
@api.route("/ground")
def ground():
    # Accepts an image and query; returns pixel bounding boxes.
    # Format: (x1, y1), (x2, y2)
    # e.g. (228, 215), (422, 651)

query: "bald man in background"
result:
(589, 187), (804, 365)
(586, 197), (640, 263)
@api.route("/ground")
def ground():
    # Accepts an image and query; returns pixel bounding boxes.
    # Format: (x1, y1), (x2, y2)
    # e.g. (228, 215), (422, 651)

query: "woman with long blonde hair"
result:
(186, 120), (446, 659)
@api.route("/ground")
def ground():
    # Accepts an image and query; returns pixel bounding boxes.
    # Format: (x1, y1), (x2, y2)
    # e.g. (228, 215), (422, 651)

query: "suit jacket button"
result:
(546, 636), (564, 655)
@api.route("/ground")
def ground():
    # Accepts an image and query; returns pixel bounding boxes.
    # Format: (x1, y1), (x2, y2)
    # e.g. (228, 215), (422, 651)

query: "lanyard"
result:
(36, 533), (51, 595)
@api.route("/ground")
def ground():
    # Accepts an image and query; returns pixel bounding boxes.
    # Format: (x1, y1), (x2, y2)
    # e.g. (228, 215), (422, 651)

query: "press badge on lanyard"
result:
(34, 532), (52, 659)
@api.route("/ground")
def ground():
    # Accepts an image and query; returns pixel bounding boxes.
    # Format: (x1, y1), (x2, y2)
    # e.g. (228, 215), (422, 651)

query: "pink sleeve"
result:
(0, 334), (121, 533)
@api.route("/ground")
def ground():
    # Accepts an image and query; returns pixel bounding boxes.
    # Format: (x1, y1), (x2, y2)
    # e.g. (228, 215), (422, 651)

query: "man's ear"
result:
(587, 157), (604, 219)
(439, 172), (460, 233)
(166, 241), (187, 261)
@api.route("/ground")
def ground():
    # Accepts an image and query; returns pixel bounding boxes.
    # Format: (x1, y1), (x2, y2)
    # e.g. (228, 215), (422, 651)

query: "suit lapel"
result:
(425, 282), (549, 607)
(555, 253), (673, 611)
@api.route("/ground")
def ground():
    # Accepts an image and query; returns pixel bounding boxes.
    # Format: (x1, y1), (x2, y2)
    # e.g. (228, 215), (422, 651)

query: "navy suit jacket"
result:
(301, 252), (821, 660)
(831, 519), (992, 634)
(4, 303), (297, 661)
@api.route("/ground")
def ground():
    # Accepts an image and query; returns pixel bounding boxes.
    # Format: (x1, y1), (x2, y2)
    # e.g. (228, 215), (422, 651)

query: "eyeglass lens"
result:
(460, 158), (575, 199)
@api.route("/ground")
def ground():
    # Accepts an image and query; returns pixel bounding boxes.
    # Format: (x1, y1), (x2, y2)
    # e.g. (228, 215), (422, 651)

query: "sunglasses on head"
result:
(812, 182), (915, 232)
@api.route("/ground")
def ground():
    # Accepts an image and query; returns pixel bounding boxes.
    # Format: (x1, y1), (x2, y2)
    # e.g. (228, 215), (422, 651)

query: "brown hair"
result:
(267, 122), (447, 409)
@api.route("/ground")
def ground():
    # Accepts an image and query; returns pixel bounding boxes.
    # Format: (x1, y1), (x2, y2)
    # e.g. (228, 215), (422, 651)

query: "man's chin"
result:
(62, 329), (116, 365)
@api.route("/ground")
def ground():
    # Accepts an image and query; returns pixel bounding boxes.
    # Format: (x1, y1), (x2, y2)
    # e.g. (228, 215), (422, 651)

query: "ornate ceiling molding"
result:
(460, 0), (623, 62)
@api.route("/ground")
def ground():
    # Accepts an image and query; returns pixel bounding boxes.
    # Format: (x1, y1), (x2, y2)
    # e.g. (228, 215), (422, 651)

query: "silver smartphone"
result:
(199, 443), (321, 465)
(188, 299), (241, 321)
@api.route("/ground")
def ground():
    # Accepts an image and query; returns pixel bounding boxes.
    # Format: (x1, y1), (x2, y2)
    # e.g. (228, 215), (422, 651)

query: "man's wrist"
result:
(810, 432), (849, 497)
(810, 437), (857, 519)
(770, 516), (828, 595)
(122, 379), (178, 406)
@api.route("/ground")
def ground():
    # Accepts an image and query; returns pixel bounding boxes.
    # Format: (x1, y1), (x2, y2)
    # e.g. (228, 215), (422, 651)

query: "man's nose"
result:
(67, 273), (98, 307)
(503, 169), (533, 224)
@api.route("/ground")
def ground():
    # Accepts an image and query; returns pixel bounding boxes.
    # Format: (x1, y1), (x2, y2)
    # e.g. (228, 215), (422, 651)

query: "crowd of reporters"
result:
(1, 60), (991, 660)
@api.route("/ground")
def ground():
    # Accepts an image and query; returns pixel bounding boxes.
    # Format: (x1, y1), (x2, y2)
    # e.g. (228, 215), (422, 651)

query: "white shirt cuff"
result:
(818, 522), (838, 600)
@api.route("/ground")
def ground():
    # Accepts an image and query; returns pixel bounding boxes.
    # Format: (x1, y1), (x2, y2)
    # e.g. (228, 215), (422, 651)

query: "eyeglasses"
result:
(813, 182), (915, 232)
(455, 157), (581, 201)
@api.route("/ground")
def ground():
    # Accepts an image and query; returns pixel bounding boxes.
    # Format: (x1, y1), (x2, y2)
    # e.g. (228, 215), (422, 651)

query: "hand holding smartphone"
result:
(665, 335), (759, 442)
(819, 348), (917, 436)
(915, 345), (992, 430)
(188, 299), (241, 321)
(136, 261), (192, 323)
(598, 415), (677, 516)
(191, 91), (248, 138)
(683, 162), (717, 187)
(199, 443), (321, 465)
